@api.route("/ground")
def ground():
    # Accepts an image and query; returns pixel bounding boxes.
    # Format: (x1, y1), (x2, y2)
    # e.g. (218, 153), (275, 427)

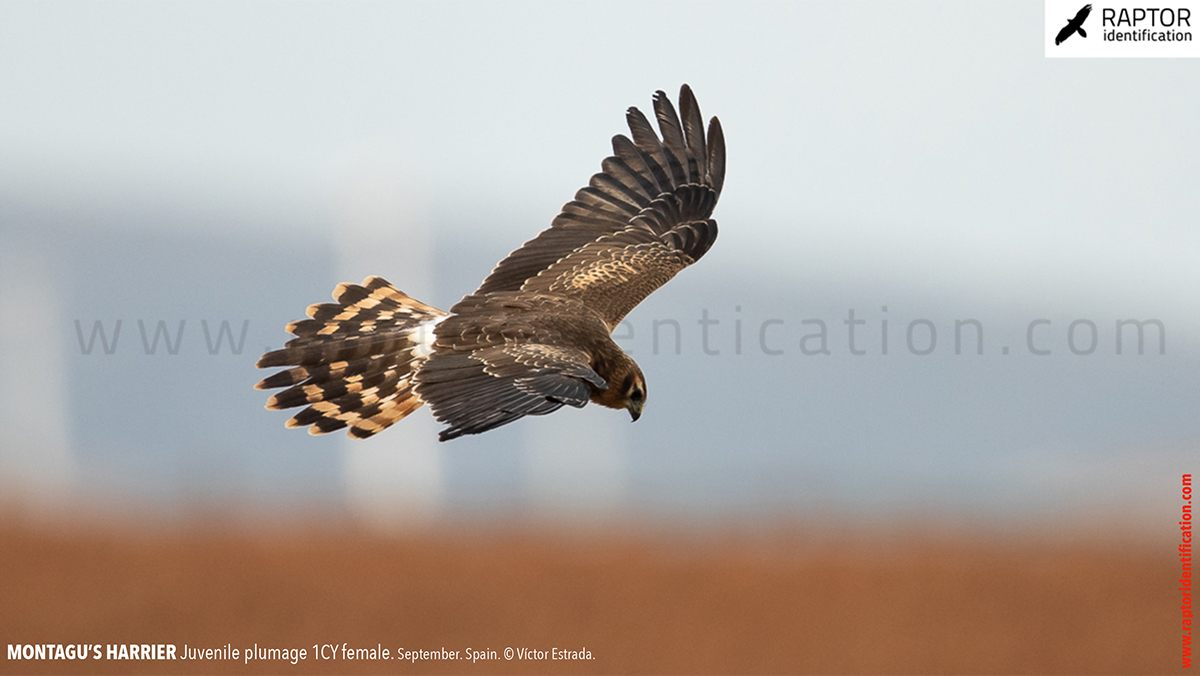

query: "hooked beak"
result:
(627, 399), (643, 422)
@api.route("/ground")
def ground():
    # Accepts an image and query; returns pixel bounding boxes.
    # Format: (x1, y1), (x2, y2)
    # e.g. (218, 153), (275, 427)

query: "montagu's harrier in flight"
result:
(257, 85), (725, 441)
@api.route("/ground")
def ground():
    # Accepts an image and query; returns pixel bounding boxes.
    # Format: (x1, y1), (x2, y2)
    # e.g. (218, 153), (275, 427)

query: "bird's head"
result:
(592, 360), (648, 422)
(622, 371), (647, 422)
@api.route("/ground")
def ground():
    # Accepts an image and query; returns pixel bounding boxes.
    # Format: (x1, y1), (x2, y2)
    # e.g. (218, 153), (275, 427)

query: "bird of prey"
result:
(256, 85), (725, 441)
(1056, 4), (1092, 45)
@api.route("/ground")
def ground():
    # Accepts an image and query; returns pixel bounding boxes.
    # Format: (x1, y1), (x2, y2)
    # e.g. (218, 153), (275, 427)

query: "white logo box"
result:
(1046, 0), (1200, 57)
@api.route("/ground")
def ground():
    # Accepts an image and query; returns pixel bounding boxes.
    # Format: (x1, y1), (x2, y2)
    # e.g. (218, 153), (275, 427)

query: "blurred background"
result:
(0, 1), (1196, 673)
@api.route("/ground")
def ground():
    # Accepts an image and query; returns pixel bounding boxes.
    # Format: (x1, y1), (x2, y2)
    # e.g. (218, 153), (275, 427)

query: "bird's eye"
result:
(630, 388), (644, 402)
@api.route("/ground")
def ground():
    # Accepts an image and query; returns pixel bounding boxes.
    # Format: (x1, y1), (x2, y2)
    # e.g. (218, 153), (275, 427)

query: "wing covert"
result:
(519, 201), (717, 329)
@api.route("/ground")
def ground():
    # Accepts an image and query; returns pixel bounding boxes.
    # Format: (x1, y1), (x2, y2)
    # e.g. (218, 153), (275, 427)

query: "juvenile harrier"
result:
(257, 85), (725, 441)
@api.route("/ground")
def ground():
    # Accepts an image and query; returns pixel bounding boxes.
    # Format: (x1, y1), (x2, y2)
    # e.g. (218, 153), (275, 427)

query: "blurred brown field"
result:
(0, 511), (1185, 675)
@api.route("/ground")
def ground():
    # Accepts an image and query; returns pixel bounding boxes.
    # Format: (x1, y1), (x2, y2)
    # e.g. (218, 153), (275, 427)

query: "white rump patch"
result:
(411, 316), (446, 359)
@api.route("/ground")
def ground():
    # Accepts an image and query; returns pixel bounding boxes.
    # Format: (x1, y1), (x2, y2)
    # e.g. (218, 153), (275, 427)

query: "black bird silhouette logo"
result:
(1056, 4), (1093, 45)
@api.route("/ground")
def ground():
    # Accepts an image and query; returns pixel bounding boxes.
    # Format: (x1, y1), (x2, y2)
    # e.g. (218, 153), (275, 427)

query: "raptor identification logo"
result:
(1045, 0), (1200, 56)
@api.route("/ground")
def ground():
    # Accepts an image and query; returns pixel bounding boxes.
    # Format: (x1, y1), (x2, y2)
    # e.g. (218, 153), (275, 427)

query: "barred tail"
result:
(255, 276), (448, 439)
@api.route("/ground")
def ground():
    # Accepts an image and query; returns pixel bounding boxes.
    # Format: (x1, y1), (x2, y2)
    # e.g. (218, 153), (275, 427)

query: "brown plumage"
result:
(256, 85), (725, 441)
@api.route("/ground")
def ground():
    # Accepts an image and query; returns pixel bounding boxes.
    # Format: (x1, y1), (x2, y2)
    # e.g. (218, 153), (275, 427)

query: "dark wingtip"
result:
(705, 116), (725, 196)
(679, 83), (696, 109)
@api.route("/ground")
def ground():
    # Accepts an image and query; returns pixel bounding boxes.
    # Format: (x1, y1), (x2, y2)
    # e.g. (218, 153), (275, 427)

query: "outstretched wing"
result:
(519, 209), (716, 329)
(1057, 3), (1092, 43)
(417, 343), (605, 441)
(474, 84), (725, 327)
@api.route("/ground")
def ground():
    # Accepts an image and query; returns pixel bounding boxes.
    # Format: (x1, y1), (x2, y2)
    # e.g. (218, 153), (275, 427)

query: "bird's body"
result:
(257, 85), (725, 441)
(418, 291), (644, 439)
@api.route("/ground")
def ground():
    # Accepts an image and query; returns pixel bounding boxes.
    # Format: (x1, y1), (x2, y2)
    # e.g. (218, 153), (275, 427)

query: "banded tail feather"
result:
(256, 276), (448, 438)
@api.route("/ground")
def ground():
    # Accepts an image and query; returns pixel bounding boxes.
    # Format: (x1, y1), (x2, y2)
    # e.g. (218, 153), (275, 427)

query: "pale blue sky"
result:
(1, 1), (1196, 524)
